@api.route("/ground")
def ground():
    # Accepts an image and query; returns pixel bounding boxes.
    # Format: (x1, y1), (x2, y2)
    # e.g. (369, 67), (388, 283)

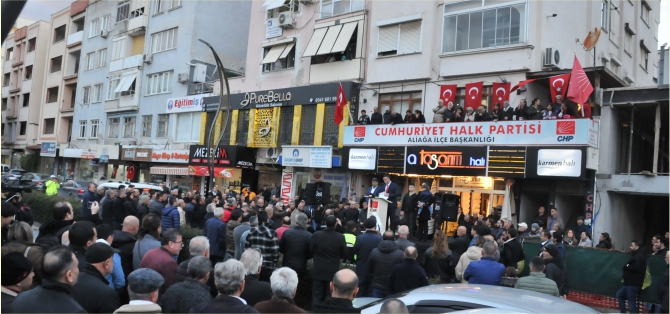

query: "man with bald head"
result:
(449, 225), (470, 262)
(388, 246), (429, 294)
(313, 269), (359, 313)
(112, 216), (140, 279)
(380, 299), (409, 314)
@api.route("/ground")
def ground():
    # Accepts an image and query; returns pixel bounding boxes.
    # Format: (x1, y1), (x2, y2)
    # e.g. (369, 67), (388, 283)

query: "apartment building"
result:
(1, 21), (51, 168)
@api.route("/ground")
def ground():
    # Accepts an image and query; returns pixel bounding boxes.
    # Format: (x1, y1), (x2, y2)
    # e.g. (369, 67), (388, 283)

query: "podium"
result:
(367, 197), (392, 232)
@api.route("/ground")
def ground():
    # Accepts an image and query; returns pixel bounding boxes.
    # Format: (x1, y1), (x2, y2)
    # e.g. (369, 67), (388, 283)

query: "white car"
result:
(354, 284), (597, 313)
(97, 181), (163, 194)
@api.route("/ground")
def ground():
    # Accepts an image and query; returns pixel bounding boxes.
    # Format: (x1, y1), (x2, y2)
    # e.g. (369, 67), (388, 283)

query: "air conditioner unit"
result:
(543, 47), (560, 68)
(278, 11), (295, 28)
(256, 148), (281, 163)
(177, 73), (189, 84)
(143, 53), (153, 64)
(101, 30), (109, 38)
(121, 90), (135, 96)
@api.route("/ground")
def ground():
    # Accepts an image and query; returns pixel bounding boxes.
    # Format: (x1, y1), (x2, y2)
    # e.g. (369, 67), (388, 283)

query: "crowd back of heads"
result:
(42, 246), (76, 281)
(214, 259), (246, 295)
(139, 214), (162, 240)
(160, 228), (181, 246)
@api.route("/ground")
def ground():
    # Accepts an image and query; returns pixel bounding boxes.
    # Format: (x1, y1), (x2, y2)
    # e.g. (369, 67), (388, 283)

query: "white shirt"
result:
(231, 296), (248, 304)
(129, 300), (155, 305)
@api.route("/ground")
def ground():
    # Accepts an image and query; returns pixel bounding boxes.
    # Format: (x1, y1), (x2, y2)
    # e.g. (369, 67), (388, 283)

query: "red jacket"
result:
(222, 207), (233, 223)
(140, 247), (178, 294)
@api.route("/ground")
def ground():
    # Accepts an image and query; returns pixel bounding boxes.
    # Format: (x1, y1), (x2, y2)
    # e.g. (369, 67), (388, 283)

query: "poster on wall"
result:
(280, 171), (293, 203)
(536, 149), (582, 177)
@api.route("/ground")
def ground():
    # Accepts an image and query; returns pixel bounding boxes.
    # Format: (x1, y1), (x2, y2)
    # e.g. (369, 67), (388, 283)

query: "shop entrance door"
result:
(438, 188), (505, 218)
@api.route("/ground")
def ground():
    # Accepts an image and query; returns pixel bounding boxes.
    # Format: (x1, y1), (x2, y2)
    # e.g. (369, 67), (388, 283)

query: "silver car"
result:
(355, 284), (597, 313)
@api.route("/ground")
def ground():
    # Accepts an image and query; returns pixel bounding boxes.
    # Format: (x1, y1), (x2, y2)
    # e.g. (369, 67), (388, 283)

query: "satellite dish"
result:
(583, 27), (602, 51)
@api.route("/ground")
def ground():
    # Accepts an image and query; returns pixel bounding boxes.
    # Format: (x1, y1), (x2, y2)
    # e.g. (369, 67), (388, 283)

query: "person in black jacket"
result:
(388, 246), (429, 294)
(279, 213), (312, 276)
(72, 243), (122, 313)
(102, 190), (116, 225)
(449, 226), (470, 263)
(617, 240), (647, 313)
(423, 230), (455, 283)
(313, 269), (360, 314)
(69, 221), (97, 272)
(353, 218), (382, 297)
(309, 215), (347, 310)
(112, 191), (127, 230)
(342, 203), (359, 225)
(111, 216), (138, 279)
(542, 244), (569, 297)
(658, 252), (669, 313)
(190, 259), (259, 313)
(35, 201), (76, 245)
(368, 231), (404, 298)
(1, 252), (35, 312)
(239, 249), (272, 307)
(514, 99), (529, 120)
(370, 106), (383, 124)
(82, 183), (102, 224)
(401, 184), (419, 238)
(498, 228), (525, 269)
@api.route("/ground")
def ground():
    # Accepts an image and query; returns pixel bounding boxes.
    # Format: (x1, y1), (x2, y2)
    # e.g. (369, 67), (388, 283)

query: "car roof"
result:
(98, 181), (162, 191)
(359, 284), (596, 314)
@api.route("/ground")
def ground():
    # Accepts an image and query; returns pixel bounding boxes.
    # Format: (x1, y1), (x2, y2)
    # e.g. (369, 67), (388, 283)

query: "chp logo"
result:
(556, 121), (576, 142)
(167, 100), (174, 110)
(353, 126), (366, 142)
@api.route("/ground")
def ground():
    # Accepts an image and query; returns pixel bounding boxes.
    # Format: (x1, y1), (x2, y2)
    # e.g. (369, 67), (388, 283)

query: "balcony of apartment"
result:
(309, 58), (363, 84)
(104, 73), (139, 113)
(63, 50), (81, 82)
(109, 54), (143, 73)
(127, 13), (147, 37)
(304, 17), (365, 84)
(66, 31), (84, 48)
(11, 50), (24, 68)
(8, 75), (21, 94)
(188, 82), (214, 95)
(5, 100), (17, 119)
(60, 83), (77, 115)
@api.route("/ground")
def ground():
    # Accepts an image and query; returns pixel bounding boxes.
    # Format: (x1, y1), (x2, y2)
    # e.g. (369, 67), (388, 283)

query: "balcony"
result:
(104, 96), (139, 113)
(127, 15), (147, 37)
(109, 55), (143, 72)
(66, 30), (84, 47)
(63, 73), (78, 81)
(309, 58), (363, 84)
(188, 82), (214, 95)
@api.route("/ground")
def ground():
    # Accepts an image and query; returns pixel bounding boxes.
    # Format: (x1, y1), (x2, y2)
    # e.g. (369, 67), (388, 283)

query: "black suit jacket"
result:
(310, 228), (347, 281)
(379, 182), (401, 203)
(239, 275), (272, 307)
(500, 238), (526, 268)
(190, 294), (258, 313)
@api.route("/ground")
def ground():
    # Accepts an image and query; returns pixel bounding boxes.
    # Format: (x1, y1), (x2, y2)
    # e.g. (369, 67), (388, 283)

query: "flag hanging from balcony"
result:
(549, 73), (571, 102)
(464, 81), (484, 110)
(439, 84), (457, 104)
(510, 79), (537, 92)
(334, 82), (347, 125)
(491, 82), (511, 103)
(566, 56), (594, 106)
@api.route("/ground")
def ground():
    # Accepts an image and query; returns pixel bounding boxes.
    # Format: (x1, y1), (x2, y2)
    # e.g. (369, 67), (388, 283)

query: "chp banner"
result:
(343, 119), (599, 147)
(439, 85), (457, 104)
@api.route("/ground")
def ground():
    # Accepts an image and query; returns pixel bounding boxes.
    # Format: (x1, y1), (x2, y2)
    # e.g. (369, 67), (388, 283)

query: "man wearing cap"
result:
(1, 252), (35, 311)
(96, 224), (126, 292)
(12, 246), (85, 313)
(140, 228), (183, 295)
(114, 268), (164, 314)
(72, 242), (121, 313)
(518, 223), (529, 238)
(45, 175), (60, 196)
(542, 244), (568, 298)
(137, 194), (151, 221)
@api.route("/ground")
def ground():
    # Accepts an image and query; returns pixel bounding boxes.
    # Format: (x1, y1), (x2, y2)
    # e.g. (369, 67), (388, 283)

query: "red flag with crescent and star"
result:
(491, 82), (510, 103)
(334, 82), (347, 125)
(439, 84), (457, 104)
(464, 81), (484, 110)
(567, 56), (594, 106)
(549, 73), (571, 102)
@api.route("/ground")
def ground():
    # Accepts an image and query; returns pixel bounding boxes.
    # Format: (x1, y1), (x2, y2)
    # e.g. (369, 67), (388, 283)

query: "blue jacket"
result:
(205, 217), (227, 258)
(463, 257), (505, 286)
(417, 190), (434, 207)
(106, 253), (125, 291)
(556, 242), (566, 259)
(161, 206), (180, 230)
(82, 190), (96, 218)
(353, 231), (382, 278)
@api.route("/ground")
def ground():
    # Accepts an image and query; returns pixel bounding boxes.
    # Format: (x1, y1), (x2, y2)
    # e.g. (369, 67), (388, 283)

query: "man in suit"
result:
(449, 226), (470, 263)
(379, 174), (401, 232)
(190, 259), (259, 313)
(365, 178), (383, 205)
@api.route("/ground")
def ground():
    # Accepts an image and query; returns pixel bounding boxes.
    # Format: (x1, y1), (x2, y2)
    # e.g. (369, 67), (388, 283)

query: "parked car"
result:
(1, 164), (10, 175)
(19, 173), (51, 192)
(2, 169), (27, 183)
(57, 180), (89, 198)
(97, 181), (163, 194)
(354, 284), (597, 313)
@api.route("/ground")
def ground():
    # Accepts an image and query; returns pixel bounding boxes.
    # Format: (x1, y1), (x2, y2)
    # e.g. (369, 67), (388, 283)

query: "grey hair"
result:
(214, 207), (224, 218)
(105, 189), (113, 196)
(97, 186), (105, 192)
(249, 216), (259, 227)
(240, 248), (263, 275)
(206, 203), (216, 214)
(189, 236), (210, 256)
(265, 205), (274, 214)
(188, 256), (213, 280)
(398, 225), (409, 235)
(270, 267), (298, 298)
(295, 213), (308, 228)
(483, 241), (497, 256)
(214, 259), (246, 296)
(275, 203), (283, 209)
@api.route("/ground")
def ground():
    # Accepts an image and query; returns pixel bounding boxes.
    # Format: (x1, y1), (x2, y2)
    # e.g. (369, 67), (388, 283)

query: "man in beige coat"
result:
(114, 268), (164, 314)
(432, 100), (448, 123)
(455, 235), (498, 282)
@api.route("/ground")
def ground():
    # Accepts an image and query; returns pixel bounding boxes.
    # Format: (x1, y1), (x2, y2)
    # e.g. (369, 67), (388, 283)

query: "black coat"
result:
(69, 244), (87, 272)
(370, 112), (383, 124)
(102, 198), (115, 224)
(11, 279), (86, 313)
(500, 239), (526, 268)
(159, 278), (212, 313)
(514, 106), (529, 120)
(545, 257), (569, 296)
(534, 213), (548, 230)
(240, 275), (273, 307)
(368, 240), (404, 290)
(111, 230), (137, 278)
(309, 228), (347, 281)
(279, 226), (313, 274)
(423, 247), (454, 282)
(499, 107), (514, 120)
(623, 249), (647, 287)
(113, 197), (128, 224)
(342, 208), (359, 224)
(402, 193), (419, 215)
(353, 231), (383, 279)
(72, 264), (121, 313)
(313, 297), (360, 313)
(190, 294), (259, 313)
(178, 255), (218, 297)
(388, 258), (430, 294)
(191, 204), (207, 229)
(449, 235), (470, 262)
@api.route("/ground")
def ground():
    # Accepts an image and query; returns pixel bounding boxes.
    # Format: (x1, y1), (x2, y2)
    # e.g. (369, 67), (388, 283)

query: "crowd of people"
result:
(1, 178), (668, 313)
(357, 94), (584, 125)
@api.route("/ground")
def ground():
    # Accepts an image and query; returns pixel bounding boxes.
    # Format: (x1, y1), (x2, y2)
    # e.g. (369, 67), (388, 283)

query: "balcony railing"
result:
(127, 14), (147, 36)
(309, 58), (363, 84)
(66, 31), (84, 47)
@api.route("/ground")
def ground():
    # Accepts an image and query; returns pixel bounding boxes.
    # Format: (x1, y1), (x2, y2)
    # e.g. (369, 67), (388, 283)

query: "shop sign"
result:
(121, 148), (152, 162)
(188, 145), (256, 169)
(343, 120), (599, 147)
(405, 147), (487, 176)
(453, 177), (493, 189)
(311, 168), (347, 185)
(81, 151), (95, 159)
(99, 155), (109, 163)
(280, 171), (293, 203)
(266, 18), (283, 39)
(166, 94), (210, 113)
(536, 149), (582, 177)
(40, 142), (56, 157)
(151, 150), (189, 163)
(281, 146), (333, 168)
(63, 148), (86, 158)
(188, 166), (235, 178)
(348, 148), (376, 170)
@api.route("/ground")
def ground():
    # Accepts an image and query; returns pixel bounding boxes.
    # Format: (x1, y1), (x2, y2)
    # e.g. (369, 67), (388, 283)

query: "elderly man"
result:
(140, 229), (182, 295)
(72, 243), (122, 313)
(254, 267), (305, 313)
(463, 241), (505, 285)
(205, 207), (227, 264)
(370, 106), (383, 124)
(160, 256), (213, 313)
(449, 226), (470, 262)
(239, 249), (273, 307)
(234, 213), (253, 260)
(114, 269), (164, 313)
(177, 236), (210, 282)
(380, 299), (409, 314)
(313, 269), (359, 313)
(395, 226), (415, 251)
(279, 213), (312, 289)
(244, 211), (279, 282)
(368, 230), (404, 298)
(190, 259), (259, 313)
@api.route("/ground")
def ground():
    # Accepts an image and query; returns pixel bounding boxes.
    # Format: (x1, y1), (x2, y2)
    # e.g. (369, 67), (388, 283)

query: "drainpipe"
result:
(653, 103), (660, 173)
(626, 102), (634, 175)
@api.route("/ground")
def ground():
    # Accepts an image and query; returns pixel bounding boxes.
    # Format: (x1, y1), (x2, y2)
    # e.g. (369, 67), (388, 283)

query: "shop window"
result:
(123, 116), (136, 138)
(156, 114), (168, 138)
(237, 111), (250, 145)
(22, 93), (29, 107)
(378, 91), (422, 115)
(53, 25), (66, 43)
(142, 115), (153, 137)
(377, 20), (422, 57)
(278, 106), (293, 145)
(27, 38), (36, 52)
(43, 118), (55, 134)
(79, 120), (87, 138)
(299, 105), (316, 145)
(90, 119), (99, 138)
(24, 65), (32, 80)
(108, 117), (120, 138)
(262, 43), (295, 72)
(19, 121), (26, 136)
(320, 0), (364, 18)
(47, 87), (59, 103)
(51, 56), (63, 73)
(175, 113), (200, 142)
(323, 104), (339, 146)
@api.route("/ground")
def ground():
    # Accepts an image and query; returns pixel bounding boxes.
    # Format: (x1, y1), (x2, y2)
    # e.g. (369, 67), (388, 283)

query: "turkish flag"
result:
(440, 84), (457, 104)
(464, 81), (484, 110)
(491, 82), (510, 103)
(510, 79), (537, 92)
(549, 73), (571, 102)
(567, 56), (594, 106)
(334, 82), (347, 125)
(126, 165), (136, 181)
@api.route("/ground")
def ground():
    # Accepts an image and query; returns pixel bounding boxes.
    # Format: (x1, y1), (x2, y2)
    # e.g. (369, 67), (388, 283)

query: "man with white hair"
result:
(190, 259), (258, 313)
(239, 249), (273, 307)
(159, 256), (213, 313)
(205, 207), (227, 264)
(253, 268), (305, 313)
(265, 205), (276, 229)
(177, 236), (210, 282)
(395, 226), (415, 251)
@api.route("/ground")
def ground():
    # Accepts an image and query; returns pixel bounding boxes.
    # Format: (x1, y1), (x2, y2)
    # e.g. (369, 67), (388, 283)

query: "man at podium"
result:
(380, 174), (401, 232)
(365, 178), (384, 204)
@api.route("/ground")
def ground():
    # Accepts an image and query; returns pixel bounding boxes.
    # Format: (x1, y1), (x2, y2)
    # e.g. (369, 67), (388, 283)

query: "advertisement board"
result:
(280, 171), (293, 203)
(280, 146), (333, 168)
(348, 148), (377, 170)
(343, 120), (599, 147)
(188, 145), (256, 169)
(152, 150), (189, 163)
(404, 147), (487, 176)
(166, 94), (210, 113)
(40, 142), (56, 157)
(525, 147), (586, 179)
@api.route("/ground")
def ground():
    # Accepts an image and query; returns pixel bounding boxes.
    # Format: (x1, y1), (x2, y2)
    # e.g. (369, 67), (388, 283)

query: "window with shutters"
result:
(608, 4), (620, 47)
(262, 44), (295, 72)
(307, 21), (360, 65)
(377, 20), (422, 57)
(442, 0), (526, 53)
(299, 105), (316, 145)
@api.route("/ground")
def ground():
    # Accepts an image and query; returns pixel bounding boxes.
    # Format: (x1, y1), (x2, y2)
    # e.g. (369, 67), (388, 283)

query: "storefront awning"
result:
(150, 166), (189, 176)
